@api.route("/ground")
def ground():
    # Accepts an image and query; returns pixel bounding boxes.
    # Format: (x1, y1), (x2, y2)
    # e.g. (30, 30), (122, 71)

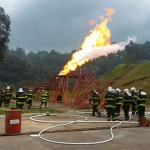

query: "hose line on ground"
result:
(29, 111), (148, 145)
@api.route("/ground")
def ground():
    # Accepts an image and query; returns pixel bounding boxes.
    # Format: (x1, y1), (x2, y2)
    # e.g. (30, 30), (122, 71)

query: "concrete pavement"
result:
(0, 103), (150, 150)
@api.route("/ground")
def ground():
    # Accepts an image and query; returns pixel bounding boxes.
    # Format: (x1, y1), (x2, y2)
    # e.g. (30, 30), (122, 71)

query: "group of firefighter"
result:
(0, 86), (50, 110)
(0, 85), (147, 121)
(90, 86), (147, 121)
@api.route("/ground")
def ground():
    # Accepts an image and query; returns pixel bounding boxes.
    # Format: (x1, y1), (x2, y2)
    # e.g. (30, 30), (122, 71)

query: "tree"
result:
(0, 7), (11, 61)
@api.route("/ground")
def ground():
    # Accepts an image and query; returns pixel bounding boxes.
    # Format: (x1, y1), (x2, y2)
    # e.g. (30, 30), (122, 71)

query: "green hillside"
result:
(99, 62), (150, 104)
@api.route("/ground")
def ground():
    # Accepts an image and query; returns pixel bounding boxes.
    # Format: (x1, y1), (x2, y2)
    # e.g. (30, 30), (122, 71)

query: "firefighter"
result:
(26, 89), (34, 109)
(104, 87), (116, 121)
(89, 90), (101, 117)
(137, 88), (147, 118)
(130, 87), (138, 115)
(16, 88), (27, 110)
(5, 86), (12, 107)
(122, 89), (132, 120)
(0, 89), (5, 107)
(115, 88), (123, 116)
(39, 91), (50, 110)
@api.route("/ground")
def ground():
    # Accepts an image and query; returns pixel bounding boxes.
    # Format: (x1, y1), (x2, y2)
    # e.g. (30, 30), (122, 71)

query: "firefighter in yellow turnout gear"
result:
(5, 86), (13, 107)
(122, 89), (132, 120)
(115, 88), (123, 117)
(137, 88), (147, 118)
(39, 91), (50, 110)
(130, 87), (138, 115)
(105, 87), (116, 121)
(0, 89), (5, 107)
(89, 91), (101, 117)
(16, 88), (27, 110)
(26, 89), (35, 109)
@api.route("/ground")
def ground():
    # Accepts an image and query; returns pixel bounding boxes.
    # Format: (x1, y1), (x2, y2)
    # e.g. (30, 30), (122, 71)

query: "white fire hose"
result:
(29, 111), (148, 145)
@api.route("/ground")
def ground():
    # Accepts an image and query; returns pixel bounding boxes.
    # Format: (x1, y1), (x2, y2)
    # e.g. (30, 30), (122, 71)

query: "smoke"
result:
(59, 36), (136, 75)
(77, 36), (136, 62)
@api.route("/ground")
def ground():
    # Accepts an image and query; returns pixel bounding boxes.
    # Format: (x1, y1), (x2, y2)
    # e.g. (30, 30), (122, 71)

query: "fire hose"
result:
(29, 111), (148, 145)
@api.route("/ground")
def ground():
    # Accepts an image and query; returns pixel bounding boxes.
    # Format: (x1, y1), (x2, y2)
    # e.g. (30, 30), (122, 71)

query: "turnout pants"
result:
(122, 105), (130, 120)
(0, 100), (3, 107)
(40, 101), (47, 109)
(92, 105), (100, 116)
(137, 105), (145, 118)
(16, 104), (24, 110)
(5, 99), (11, 107)
(115, 104), (121, 116)
(131, 101), (137, 115)
(106, 107), (115, 121)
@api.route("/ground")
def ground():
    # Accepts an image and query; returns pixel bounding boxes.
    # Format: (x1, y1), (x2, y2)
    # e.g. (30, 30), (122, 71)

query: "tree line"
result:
(0, 41), (150, 84)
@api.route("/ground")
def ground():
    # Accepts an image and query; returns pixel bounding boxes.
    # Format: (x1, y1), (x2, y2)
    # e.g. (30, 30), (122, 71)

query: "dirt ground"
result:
(0, 102), (150, 150)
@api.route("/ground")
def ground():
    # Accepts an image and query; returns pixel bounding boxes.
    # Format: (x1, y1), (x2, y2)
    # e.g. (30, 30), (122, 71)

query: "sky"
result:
(0, 0), (150, 53)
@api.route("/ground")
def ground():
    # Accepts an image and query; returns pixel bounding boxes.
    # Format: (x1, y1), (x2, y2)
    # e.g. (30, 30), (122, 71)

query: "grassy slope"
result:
(99, 62), (150, 104)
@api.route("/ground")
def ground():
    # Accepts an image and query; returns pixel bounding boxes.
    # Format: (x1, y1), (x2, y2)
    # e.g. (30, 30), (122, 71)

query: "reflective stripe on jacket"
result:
(137, 95), (146, 107)
(5, 91), (12, 100)
(41, 93), (49, 102)
(115, 94), (123, 105)
(16, 92), (27, 105)
(105, 92), (115, 108)
(123, 94), (132, 106)
(91, 95), (100, 105)
(27, 93), (34, 101)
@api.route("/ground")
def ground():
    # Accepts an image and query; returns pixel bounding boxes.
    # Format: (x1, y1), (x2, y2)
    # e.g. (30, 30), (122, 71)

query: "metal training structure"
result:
(24, 68), (106, 109)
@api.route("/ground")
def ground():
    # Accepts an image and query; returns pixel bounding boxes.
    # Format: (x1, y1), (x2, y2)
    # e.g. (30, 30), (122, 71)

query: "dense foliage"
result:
(0, 41), (150, 86)
(0, 48), (71, 83)
(0, 7), (10, 61)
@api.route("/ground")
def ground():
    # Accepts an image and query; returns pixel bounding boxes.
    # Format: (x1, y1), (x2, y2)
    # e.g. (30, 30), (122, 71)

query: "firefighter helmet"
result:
(18, 88), (24, 93)
(124, 88), (128, 93)
(141, 91), (147, 95)
(111, 88), (115, 93)
(6, 86), (10, 90)
(93, 90), (99, 95)
(124, 89), (131, 96)
(108, 86), (112, 92)
(116, 88), (121, 92)
(131, 87), (137, 92)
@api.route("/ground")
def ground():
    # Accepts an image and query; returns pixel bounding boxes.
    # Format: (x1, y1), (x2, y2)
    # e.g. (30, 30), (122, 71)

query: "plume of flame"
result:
(89, 20), (95, 25)
(59, 8), (115, 75)
(105, 8), (115, 21)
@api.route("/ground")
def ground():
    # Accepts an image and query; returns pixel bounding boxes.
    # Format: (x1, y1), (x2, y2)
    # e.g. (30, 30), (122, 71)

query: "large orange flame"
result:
(59, 8), (115, 75)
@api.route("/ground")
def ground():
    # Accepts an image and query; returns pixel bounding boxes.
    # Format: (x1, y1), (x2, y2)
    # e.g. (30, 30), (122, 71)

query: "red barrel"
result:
(5, 109), (22, 135)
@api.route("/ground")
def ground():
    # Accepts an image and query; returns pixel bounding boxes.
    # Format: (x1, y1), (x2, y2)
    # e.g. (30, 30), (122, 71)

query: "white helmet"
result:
(141, 91), (147, 96)
(111, 88), (115, 93)
(93, 90), (99, 95)
(108, 86), (112, 92)
(124, 88), (128, 93)
(7, 86), (10, 90)
(124, 88), (131, 96)
(131, 87), (137, 92)
(116, 88), (121, 92)
(18, 88), (24, 93)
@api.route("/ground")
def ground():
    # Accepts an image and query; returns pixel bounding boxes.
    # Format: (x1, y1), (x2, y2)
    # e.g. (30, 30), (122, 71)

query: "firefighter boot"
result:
(28, 105), (31, 110)
(39, 104), (42, 109)
(44, 107), (47, 110)
(98, 112), (101, 117)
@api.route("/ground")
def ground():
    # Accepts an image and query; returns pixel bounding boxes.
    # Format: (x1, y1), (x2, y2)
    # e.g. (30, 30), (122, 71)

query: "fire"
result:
(89, 20), (95, 25)
(59, 8), (115, 75)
